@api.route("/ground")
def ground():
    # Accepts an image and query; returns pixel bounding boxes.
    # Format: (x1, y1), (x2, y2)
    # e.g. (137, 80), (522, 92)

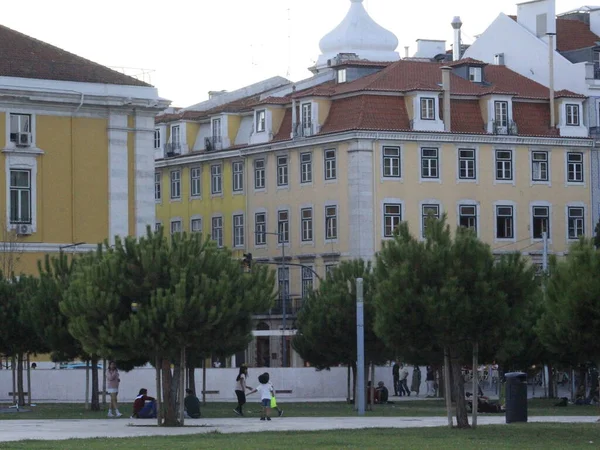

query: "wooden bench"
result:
(201, 390), (220, 395)
(275, 389), (292, 394)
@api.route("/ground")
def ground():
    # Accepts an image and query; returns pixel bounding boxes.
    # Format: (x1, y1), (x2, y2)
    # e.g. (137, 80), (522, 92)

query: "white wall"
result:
(0, 366), (429, 403)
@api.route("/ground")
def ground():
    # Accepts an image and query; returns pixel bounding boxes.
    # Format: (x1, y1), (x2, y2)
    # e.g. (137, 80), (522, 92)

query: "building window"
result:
(154, 128), (161, 149)
(531, 151), (548, 182)
(325, 264), (336, 278)
(458, 149), (476, 180)
(9, 170), (31, 224)
(420, 97), (435, 120)
(212, 216), (223, 247)
(232, 161), (244, 192)
(566, 104), (580, 126)
(233, 214), (244, 247)
(495, 150), (513, 181)
(337, 68), (347, 83)
(494, 101), (508, 128)
(256, 110), (266, 133)
(154, 172), (161, 201)
(278, 267), (290, 300)
(325, 206), (337, 240)
(278, 210), (289, 244)
(469, 67), (482, 82)
(458, 205), (477, 231)
(254, 159), (265, 189)
(190, 167), (201, 197)
(277, 155), (289, 187)
(532, 206), (550, 239)
(324, 149), (337, 180)
(171, 125), (180, 147)
(170, 220), (182, 235)
(383, 147), (401, 178)
(568, 207), (584, 239)
(255, 213), (266, 246)
(191, 218), (202, 233)
(155, 222), (162, 232)
(301, 208), (313, 242)
(300, 152), (312, 183)
(211, 164), (222, 194)
(567, 152), (583, 183)
(302, 266), (314, 299)
(9, 114), (31, 143)
(421, 204), (440, 238)
(212, 118), (221, 140)
(383, 204), (402, 237)
(170, 170), (181, 199)
(421, 148), (439, 179)
(496, 206), (514, 239)
(301, 103), (312, 131)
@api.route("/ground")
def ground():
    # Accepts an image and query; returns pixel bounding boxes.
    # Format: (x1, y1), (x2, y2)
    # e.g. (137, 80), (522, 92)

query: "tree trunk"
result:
(90, 354), (100, 411)
(161, 359), (178, 426)
(179, 348), (186, 426)
(450, 347), (470, 429)
(351, 362), (357, 408)
(17, 353), (25, 406)
(472, 342), (478, 429)
(26, 354), (31, 406)
(171, 363), (180, 421)
(443, 349), (452, 428)
(85, 360), (90, 410)
(11, 356), (16, 405)
(347, 365), (351, 404)
(188, 366), (196, 395)
(202, 360), (207, 405)
(102, 358), (107, 408)
(155, 356), (162, 427)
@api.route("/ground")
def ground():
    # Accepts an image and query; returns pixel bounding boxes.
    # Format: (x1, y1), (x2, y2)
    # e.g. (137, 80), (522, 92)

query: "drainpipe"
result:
(548, 33), (556, 128)
(290, 86), (297, 139)
(441, 66), (452, 132)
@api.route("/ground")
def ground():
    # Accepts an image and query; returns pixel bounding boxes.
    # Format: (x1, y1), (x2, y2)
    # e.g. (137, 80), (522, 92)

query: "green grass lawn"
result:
(0, 398), (598, 420)
(0, 424), (599, 449)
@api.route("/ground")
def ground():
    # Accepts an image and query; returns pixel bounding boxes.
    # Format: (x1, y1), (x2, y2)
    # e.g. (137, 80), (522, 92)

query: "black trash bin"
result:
(505, 372), (528, 423)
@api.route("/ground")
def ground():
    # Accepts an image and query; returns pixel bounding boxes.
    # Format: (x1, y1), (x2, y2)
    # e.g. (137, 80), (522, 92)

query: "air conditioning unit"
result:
(15, 224), (32, 235)
(16, 132), (32, 147)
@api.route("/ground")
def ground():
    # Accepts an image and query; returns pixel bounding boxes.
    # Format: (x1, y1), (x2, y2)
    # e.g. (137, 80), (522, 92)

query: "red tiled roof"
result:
(512, 102), (559, 136)
(451, 100), (486, 134)
(273, 108), (293, 141)
(156, 94), (263, 124)
(0, 24), (150, 87)
(445, 58), (488, 67)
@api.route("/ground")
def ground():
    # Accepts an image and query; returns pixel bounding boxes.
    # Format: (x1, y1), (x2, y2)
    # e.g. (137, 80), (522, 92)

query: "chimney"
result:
(451, 16), (463, 61)
(404, 46), (409, 58)
(441, 66), (452, 132)
(547, 33), (556, 128)
(291, 85), (297, 139)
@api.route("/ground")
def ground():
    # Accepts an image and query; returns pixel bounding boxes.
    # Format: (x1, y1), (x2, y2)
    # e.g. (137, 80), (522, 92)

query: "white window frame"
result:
(211, 118), (222, 139)
(154, 171), (161, 202)
(211, 164), (222, 195)
(256, 109), (266, 133)
(420, 201), (441, 239)
(170, 170), (181, 200)
(278, 209), (290, 244)
(420, 97), (436, 120)
(254, 158), (266, 190)
(382, 146), (401, 178)
(301, 103), (312, 130)
(255, 211), (267, 246)
(5, 153), (38, 232)
(232, 161), (244, 193)
(155, 222), (162, 233)
(337, 68), (347, 83)
(8, 113), (33, 145)
(531, 150), (549, 183)
(566, 205), (585, 241)
(233, 213), (244, 248)
(300, 152), (313, 184)
(301, 266), (314, 299)
(301, 207), (313, 242)
(566, 152), (584, 184)
(495, 149), (513, 183)
(457, 202), (479, 236)
(170, 219), (182, 235)
(277, 155), (289, 187)
(383, 202), (402, 238)
(458, 148), (476, 181)
(212, 215), (223, 248)
(494, 202), (516, 242)
(420, 147), (439, 181)
(325, 204), (338, 241)
(9, 169), (32, 225)
(530, 203), (551, 241)
(154, 128), (161, 149)
(190, 216), (202, 233)
(566, 104), (580, 126)
(469, 67), (482, 82)
(171, 125), (181, 147)
(325, 264), (337, 278)
(494, 101), (508, 128)
(324, 149), (337, 181)
(190, 166), (201, 197)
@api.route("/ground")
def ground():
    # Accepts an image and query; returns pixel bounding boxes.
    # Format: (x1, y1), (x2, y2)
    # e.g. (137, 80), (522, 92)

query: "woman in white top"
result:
(233, 365), (253, 416)
(249, 372), (274, 421)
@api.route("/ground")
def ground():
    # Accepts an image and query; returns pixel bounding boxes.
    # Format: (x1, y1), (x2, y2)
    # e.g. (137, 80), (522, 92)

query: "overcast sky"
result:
(0, 0), (589, 106)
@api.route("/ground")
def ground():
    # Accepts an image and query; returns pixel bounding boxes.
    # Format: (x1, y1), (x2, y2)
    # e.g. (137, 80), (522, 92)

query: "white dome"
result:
(316, 0), (399, 69)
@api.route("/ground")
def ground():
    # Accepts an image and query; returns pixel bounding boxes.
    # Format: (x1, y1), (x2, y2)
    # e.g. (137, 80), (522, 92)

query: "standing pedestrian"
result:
(249, 372), (274, 421)
(106, 361), (122, 418)
(233, 365), (253, 416)
(411, 365), (422, 396)
(392, 361), (400, 396)
(399, 363), (410, 396)
(426, 365), (436, 398)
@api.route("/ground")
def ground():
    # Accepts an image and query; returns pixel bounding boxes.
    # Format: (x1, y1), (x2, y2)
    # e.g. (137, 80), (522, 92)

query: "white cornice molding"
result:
(3, 243), (98, 253)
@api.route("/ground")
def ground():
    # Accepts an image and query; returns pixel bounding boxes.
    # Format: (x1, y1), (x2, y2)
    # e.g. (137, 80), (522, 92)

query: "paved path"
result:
(0, 416), (597, 442)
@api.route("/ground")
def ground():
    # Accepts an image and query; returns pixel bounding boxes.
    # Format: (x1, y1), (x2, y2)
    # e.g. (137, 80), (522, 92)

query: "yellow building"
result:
(0, 24), (169, 275)
(154, 0), (593, 367)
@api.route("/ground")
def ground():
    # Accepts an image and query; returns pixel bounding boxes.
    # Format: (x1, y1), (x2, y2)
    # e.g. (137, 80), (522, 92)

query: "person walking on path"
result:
(249, 372), (274, 421)
(426, 366), (436, 398)
(392, 361), (400, 396)
(411, 365), (422, 397)
(106, 361), (122, 418)
(233, 365), (253, 416)
(399, 364), (410, 397)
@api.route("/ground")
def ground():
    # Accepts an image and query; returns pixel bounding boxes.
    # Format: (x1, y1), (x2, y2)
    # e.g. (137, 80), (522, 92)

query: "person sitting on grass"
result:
(184, 388), (201, 419)
(131, 388), (157, 419)
(375, 381), (389, 404)
(249, 372), (274, 421)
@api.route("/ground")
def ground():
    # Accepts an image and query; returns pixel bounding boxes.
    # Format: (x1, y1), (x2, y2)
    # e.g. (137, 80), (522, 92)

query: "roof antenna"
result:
(286, 3), (292, 78)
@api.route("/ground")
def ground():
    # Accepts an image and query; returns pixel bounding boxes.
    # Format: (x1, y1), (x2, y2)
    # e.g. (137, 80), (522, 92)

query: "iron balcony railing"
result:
(163, 142), (181, 157)
(491, 120), (518, 135)
(293, 121), (314, 138)
(205, 136), (222, 150)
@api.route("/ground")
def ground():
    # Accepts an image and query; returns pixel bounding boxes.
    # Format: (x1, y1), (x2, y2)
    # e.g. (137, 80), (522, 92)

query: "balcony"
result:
(293, 121), (314, 138)
(258, 296), (305, 317)
(205, 136), (222, 151)
(491, 120), (518, 136)
(163, 142), (181, 158)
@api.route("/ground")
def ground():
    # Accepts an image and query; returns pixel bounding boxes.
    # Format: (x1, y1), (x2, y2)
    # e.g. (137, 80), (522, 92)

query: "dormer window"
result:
(469, 67), (482, 82)
(494, 101), (508, 128)
(256, 109), (266, 133)
(566, 104), (580, 126)
(337, 68), (347, 83)
(420, 97), (436, 120)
